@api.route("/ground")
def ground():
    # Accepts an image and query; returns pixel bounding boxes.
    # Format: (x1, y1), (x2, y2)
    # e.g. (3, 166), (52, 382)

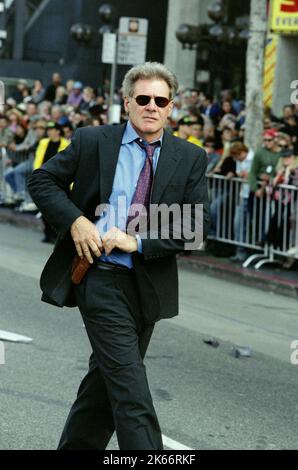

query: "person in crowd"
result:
(62, 122), (74, 140)
(7, 109), (25, 134)
(51, 105), (64, 124)
(54, 86), (68, 105)
(248, 129), (280, 197)
(248, 128), (281, 243)
(67, 81), (84, 108)
(266, 148), (298, 255)
(219, 99), (236, 119)
(229, 143), (254, 262)
(31, 80), (46, 104)
(173, 115), (203, 147)
(13, 79), (31, 103)
(44, 73), (63, 102)
(33, 121), (70, 242)
(0, 115), (14, 149)
(200, 92), (220, 124)
(189, 115), (204, 142)
(4, 116), (41, 204)
(204, 137), (220, 173)
(23, 102), (40, 127)
(80, 87), (97, 112)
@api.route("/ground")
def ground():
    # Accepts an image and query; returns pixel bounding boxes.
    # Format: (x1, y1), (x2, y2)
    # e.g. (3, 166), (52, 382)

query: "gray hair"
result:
(122, 62), (179, 100)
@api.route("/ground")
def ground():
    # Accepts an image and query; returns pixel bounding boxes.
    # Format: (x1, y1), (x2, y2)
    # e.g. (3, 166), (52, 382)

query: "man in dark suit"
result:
(28, 62), (210, 450)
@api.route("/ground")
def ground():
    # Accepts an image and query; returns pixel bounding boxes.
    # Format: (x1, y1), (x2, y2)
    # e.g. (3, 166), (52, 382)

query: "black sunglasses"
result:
(132, 95), (171, 108)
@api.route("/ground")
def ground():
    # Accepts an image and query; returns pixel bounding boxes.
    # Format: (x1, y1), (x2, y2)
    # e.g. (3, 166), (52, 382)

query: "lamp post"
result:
(98, 3), (119, 123)
(69, 3), (120, 124)
(175, 0), (249, 94)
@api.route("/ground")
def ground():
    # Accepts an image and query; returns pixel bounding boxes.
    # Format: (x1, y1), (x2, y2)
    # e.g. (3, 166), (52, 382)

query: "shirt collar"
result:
(122, 120), (164, 146)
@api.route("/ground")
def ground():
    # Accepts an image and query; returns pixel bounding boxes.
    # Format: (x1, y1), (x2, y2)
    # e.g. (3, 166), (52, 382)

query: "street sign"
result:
(117, 17), (148, 65)
(101, 32), (116, 64)
(270, 0), (298, 34)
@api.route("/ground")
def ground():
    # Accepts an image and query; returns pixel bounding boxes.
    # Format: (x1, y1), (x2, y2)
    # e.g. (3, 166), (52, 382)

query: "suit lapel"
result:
(151, 131), (182, 203)
(98, 123), (126, 204)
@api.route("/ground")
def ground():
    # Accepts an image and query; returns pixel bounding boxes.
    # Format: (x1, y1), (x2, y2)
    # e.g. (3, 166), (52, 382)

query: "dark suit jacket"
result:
(28, 123), (210, 323)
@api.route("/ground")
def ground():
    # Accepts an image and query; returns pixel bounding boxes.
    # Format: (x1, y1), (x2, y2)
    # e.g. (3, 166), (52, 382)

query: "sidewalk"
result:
(1, 207), (298, 299)
(178, 251), (298, 300)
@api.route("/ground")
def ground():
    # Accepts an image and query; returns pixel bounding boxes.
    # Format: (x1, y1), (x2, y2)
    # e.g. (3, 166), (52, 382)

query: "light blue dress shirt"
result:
(95, 120), (163, 268)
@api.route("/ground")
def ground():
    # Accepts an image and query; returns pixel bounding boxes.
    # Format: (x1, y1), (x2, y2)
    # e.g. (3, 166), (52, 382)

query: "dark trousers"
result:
(57, 266), (163, 450)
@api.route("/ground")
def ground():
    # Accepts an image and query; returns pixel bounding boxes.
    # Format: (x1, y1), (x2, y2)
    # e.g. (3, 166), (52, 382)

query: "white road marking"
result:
(162, 434), (193, 450)
(0, 330), (33, 343)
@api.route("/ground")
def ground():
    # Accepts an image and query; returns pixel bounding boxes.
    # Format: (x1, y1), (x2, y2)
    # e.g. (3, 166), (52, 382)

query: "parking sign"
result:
(117, 17), (148, 65)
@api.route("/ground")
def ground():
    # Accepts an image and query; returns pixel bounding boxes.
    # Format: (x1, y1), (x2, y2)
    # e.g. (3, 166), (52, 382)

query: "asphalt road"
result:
(0, 223), (297, 450)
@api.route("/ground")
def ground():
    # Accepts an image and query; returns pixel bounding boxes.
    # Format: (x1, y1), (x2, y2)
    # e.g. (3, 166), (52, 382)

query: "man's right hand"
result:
(70, 216), (102, 263)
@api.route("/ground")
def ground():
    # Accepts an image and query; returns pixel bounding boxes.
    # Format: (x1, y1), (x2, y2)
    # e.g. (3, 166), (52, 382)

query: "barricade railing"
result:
(0, 147), (33, 205)
(269, 182), (298, 261)
(207, 174), (298, 269)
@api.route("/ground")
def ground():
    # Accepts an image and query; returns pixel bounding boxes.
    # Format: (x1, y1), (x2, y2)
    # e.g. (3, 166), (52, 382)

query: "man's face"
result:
(283, 106), (293, 119)
(34, 122), (46, 139)
(191, 123), (203, 139)
(47, 128), (60, 140)
(51, 107), (62, 121)
(124, 79), (173, 141)
(27, 104), (37, 116)
(0, 118), (7, 129)
(53, 73), (61, 85)
(236, 151), (248, 162)
(263, 136), (275, 150)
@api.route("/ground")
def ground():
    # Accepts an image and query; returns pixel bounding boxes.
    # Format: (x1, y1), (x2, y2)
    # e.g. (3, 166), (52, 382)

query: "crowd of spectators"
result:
(0, 72), (298, 264)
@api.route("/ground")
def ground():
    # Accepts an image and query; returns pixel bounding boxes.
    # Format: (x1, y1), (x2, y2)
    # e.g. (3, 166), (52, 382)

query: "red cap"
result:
(263, 128), (278, 139)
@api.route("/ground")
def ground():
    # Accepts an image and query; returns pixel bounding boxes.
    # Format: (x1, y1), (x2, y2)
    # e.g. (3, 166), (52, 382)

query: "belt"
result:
(94, 260), (133, 272)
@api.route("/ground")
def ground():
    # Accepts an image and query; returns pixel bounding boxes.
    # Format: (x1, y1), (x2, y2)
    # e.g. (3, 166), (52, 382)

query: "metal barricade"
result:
(269, 183), (298, 260)
(207, 174), (298, 269)
(208, 174), (270, 247)
(0, 147), (33, 205)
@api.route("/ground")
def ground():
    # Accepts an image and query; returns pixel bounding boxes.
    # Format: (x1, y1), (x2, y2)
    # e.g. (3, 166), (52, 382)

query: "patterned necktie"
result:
(126, 138), (160, 232)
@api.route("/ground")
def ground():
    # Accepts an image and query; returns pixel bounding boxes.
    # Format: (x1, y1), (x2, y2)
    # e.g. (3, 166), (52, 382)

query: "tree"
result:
(244, 0), (267, 151)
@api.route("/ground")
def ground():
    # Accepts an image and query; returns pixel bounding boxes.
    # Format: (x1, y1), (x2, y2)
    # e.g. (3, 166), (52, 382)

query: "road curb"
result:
(177, 254), (298, 300)
(0, 208), (42, 231)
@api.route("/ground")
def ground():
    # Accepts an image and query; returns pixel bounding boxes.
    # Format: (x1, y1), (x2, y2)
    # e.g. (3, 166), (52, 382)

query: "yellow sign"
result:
(263, 34), (278, 107)
(270, 0), (298, 33)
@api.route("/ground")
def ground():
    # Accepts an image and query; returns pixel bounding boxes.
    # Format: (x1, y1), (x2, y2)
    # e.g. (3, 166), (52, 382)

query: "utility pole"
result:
(244, 0), (267, 151)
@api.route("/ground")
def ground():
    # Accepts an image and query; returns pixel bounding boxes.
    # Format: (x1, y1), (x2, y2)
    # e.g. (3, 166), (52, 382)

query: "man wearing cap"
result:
(248, 129), (281, 242)
(33, 122), (70, 242)
(67, 82), (84, 109)
(248, 129), (280, 196)
(33, 121), (69, 170)
(174, 115), (203, 147)
(28, 62), (210, 450)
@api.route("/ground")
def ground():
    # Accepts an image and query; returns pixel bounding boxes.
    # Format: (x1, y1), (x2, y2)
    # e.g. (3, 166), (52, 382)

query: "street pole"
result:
(244, 0), (267, 152)
(108, 31), (120, 124)
(109, 31), (117, 112)
(13, 0), (26, 60)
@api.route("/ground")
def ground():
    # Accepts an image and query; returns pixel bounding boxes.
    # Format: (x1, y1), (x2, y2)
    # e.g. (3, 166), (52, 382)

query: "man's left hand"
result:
(102, 227), (137, 256)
